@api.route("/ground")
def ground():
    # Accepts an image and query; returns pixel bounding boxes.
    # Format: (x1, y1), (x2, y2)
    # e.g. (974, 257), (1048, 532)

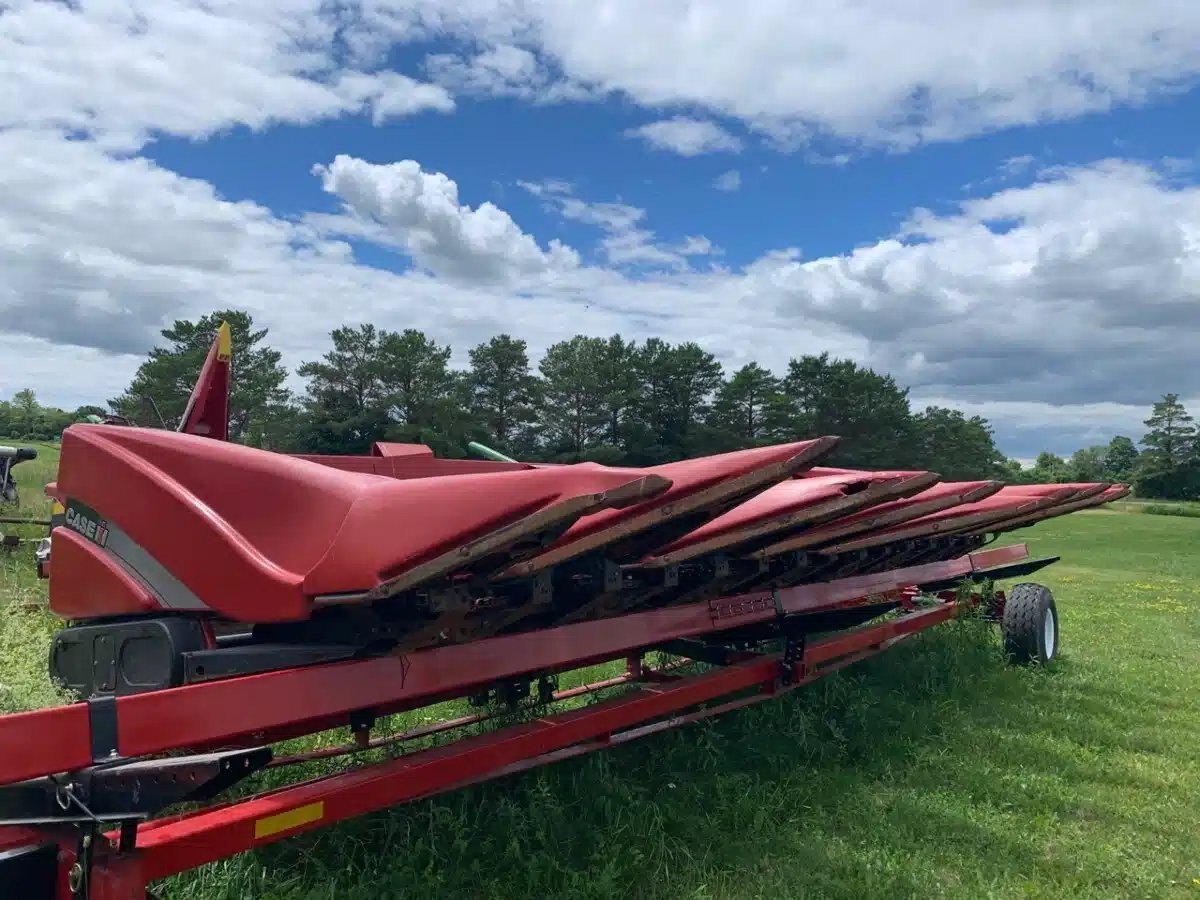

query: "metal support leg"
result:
(779, 624), (806, 687)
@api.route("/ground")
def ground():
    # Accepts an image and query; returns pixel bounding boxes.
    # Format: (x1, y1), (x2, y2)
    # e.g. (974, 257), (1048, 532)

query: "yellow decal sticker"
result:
(216, 321), (232, 361)
(253, 801), (324, 839)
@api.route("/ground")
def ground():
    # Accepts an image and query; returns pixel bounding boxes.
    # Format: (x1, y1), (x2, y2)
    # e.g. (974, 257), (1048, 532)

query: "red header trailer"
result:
(0, 323), (1124, 898)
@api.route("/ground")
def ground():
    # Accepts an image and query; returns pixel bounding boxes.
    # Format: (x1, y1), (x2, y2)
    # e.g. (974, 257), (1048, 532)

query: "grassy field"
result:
(1114, 499), (1200, 519)
(0, 450), (1197, 898)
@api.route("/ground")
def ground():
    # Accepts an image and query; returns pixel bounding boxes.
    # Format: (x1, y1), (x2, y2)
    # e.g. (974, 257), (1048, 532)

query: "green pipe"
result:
(467, 441), (518, 463)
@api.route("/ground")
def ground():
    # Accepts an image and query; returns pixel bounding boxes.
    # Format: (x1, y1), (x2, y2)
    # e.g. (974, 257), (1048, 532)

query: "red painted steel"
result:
(0, 547), (1025, 898)
(49, 525), (161, 618)
(644, 470), (924, 564)
(804, 602), (958, 666)
(982, 483), (1130, 535)
(801, 465), (926, 479)
(753, 479), (1003, 555)
(131, 653), (778, 881)
(0, 703), (92, 785)
(62, 602), (958, 896)
(0, 825), (63, 856)
(0, 622), (898, 900)
(504, 437), (839, 574)
(374, 627), (938, 801)
(2, 318), (1126, 899)
(295, 452), (533, 478)
(820, 491), (1066, 552)
(117, 545), (1021, 756)
(49, 424), (668, 622)
(769, 543), (1027, 616)
(1002, 482), (1110, 501)
(0, 543), (1026, 789)
(176, 324), (230, 442)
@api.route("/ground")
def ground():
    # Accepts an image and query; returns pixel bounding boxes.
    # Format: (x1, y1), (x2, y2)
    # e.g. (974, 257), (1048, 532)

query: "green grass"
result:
(1114, 498), (1200, 519)
(1, 484), (1197, 898)
(0, 439), (68, 711)
(0, 437), (58, 524)
(1140, 503), (1200, 519)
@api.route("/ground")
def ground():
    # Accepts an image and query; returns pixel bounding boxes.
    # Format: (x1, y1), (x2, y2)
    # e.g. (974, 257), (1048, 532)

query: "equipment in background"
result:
(0, 445), (41, 553)
(0, 444), (36, 506)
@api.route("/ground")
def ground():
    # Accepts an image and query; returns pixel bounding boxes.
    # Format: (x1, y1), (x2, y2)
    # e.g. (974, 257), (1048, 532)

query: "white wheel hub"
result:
(1043, 607), (1056, 659)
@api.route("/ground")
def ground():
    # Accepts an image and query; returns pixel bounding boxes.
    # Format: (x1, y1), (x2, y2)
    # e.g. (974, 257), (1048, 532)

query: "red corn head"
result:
(817, 487), (1077, 554)
(754, 479), (1004, 555)
(637, 471), (920, 566)
(974, 483), (1127, 534)
(500, 437), (839, 576)
(49, 424), (671, 623)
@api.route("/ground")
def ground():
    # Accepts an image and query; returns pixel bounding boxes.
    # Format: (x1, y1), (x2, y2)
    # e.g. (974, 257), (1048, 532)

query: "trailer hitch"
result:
(0, 746), (272, 827)
(0, 747), (270, 898)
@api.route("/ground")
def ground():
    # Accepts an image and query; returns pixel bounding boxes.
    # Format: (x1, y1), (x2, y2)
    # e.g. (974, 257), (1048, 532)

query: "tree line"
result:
(0, 389), (105, 441)
(4, 309), (1196, 499)
(104, 311), (1010, 479)
(1023, 394), (1199, 500)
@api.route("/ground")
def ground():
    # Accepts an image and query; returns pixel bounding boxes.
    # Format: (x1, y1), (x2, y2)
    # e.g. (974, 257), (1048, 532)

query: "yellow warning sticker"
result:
(253, 801), (324, 839)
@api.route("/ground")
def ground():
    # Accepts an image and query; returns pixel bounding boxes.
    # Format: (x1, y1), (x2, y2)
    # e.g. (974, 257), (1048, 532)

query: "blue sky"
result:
(2, 2), (1199, 461)
(147, 88), (1200, 271)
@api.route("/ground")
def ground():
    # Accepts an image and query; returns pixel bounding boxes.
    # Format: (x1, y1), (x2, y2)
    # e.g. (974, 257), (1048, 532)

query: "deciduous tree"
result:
(1066, 446), (1107, 483)
(1103, 436), (1138, 483)
(1029, 451), (1068, 484)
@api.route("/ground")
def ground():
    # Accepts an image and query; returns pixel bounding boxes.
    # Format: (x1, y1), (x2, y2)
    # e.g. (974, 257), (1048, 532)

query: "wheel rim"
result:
(1043, 607), (1056, 659)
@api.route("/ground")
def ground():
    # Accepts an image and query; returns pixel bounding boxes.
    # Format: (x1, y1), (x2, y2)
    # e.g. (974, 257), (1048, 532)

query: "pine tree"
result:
(537, 336), (609, 458)
(296, 324), (390, 453)
(111, 310), (289, 441)
(709, 363), (789, 447)
(781, 353), (915, 468)
(467, 335), (541, 454)
(1136, 394), (1199, 499)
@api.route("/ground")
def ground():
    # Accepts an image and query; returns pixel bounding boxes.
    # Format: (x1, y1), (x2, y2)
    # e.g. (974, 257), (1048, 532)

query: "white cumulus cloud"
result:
(519, 181), (721, 269)
(2, 0), (1200, 455)
(313, 157), (580, 282)
(520, 0), (1200, 147)
(5, 2), (1200, 153)
(625, 117), (743, 156)
(0, 0), (452, 149)
(743, 159), (1200, 410)
(3, 128), (1197, 459)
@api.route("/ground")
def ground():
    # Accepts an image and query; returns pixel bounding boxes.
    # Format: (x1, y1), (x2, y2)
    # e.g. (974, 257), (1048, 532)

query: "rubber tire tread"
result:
(1002, 581), (1057, 665)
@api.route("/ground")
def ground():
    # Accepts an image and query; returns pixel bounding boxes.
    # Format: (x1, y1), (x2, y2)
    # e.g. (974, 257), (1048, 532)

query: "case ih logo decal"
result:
(65, 501), (110, 548)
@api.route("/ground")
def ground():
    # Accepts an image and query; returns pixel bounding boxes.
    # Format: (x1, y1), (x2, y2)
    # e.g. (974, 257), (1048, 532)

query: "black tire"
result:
(1002, 582), (1058, 665)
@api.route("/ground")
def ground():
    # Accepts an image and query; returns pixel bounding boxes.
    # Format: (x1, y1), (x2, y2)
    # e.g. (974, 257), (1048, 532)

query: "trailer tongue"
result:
(0, 325), (1126, 900)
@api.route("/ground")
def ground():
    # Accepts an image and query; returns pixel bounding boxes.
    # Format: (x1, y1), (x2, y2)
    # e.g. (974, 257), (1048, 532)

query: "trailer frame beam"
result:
(0, 544), (1036, 900)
